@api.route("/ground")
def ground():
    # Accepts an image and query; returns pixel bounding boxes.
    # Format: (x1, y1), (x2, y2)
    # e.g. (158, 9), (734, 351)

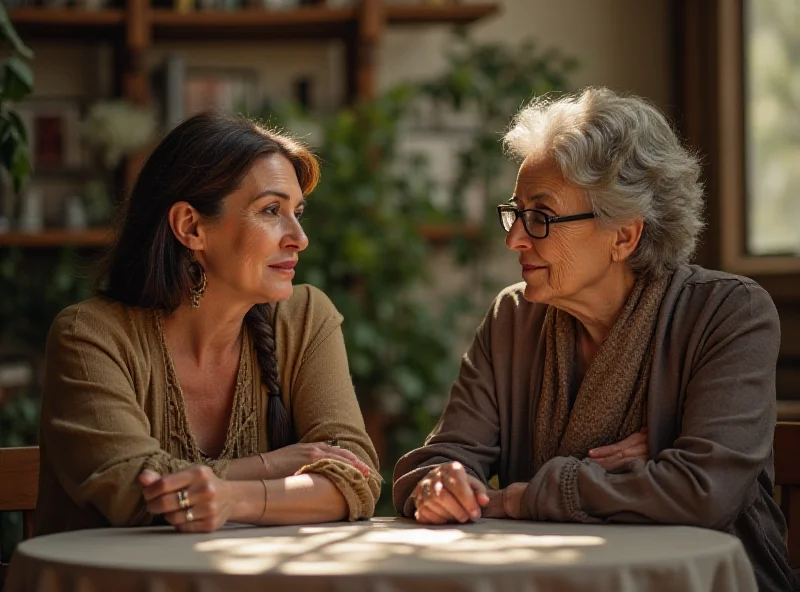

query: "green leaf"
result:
(10, 140), (30, 193)
(7, 108), (27, 144)
(0, 56), (34, 101)
(0, 3), (33, 59)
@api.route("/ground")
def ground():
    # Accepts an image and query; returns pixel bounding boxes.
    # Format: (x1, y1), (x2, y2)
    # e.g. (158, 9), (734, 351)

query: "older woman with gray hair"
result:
(393, 87), (796, 591)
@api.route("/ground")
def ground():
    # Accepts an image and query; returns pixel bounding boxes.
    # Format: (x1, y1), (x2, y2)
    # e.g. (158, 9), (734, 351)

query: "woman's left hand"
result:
(587, 427), (649, 471)
(139, 467), (234, 533)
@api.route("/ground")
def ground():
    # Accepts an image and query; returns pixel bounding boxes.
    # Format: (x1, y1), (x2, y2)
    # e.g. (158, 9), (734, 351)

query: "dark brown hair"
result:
(100, 111), (320, 450)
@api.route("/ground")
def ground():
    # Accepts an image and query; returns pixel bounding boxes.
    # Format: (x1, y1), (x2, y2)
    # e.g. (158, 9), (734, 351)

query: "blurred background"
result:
(0, 0), (798, 532)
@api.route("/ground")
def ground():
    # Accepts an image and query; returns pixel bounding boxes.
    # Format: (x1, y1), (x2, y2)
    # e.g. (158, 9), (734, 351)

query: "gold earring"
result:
(187, 251), (207, 308)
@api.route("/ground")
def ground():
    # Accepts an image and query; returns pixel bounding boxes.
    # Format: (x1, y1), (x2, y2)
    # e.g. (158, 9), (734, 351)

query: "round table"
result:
(6, 518), (756, 592)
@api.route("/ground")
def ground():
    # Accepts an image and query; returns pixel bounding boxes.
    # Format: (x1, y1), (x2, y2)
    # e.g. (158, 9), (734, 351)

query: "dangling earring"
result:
(187, 250), (207, 308)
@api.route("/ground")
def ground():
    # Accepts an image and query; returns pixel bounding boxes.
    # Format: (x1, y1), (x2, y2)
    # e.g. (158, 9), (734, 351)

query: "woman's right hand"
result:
(587, 428), (649, 472)
(259, 442), (372, 479)
(412, 462), (489, 524)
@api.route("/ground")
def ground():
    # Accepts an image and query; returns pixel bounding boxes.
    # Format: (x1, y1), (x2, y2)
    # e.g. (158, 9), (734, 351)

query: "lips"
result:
(269, 260), (297, 270)
(521, 263), (546, 271)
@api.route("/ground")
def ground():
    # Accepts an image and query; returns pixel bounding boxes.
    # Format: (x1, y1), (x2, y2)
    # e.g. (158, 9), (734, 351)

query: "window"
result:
(745, 0), (800, 257)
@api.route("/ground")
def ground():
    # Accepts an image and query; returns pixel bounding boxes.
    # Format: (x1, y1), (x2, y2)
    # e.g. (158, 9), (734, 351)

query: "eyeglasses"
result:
(496, 204), (596, 239)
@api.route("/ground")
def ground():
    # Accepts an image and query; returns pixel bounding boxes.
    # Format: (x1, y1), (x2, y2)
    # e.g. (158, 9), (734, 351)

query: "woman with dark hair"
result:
(36, 112), (380, 535)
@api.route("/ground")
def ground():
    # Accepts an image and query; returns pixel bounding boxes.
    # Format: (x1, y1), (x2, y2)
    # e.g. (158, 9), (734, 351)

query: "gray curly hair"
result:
(503, 87), (705, 277)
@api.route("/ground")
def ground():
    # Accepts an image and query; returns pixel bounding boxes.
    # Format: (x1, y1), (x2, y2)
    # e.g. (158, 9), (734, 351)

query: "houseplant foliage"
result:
(0, 248), (94, 558)
(0, 7), (36, 561)
(419, 31), (578, 250)
(266, 87), (463, 440)
(0, 2), (33, 194)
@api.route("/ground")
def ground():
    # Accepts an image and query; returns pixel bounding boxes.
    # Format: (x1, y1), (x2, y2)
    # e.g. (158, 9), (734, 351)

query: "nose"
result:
(280, 215), (309, 252)
(505, 217), (532, 251)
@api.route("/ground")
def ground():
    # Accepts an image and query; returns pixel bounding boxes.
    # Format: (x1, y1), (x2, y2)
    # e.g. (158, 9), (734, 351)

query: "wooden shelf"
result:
(151, 7), (358, 41)
(386, 3), (499, 26)
(0, 228), (113, 248)
(8, 8), (125, 39)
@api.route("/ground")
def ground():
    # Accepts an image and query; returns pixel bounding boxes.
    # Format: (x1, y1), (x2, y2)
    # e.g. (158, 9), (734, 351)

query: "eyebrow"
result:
(251, 189), (292, 203)
(250, 190), (308, 209)
(512, 192), (561, 207)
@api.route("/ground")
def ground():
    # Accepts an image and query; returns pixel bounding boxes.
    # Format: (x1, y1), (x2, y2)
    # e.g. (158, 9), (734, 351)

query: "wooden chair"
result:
(0, 447), (39, 590)
(774, 422), (800, 570)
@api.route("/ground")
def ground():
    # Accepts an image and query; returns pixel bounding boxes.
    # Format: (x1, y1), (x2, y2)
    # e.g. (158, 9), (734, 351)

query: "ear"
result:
(612, 218), (644, 263)
(167, 202), (206, 252)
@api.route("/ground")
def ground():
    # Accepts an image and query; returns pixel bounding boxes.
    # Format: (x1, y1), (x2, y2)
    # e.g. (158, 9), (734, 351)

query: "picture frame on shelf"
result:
(184, 67), (260, 118)
(15, 98), (84, 172)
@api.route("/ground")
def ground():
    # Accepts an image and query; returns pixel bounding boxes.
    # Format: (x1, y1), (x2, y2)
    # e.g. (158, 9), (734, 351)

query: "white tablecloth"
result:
(6, 517), (757, 592)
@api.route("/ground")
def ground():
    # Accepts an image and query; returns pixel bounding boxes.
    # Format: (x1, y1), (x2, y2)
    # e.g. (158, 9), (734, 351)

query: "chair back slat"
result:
(774, 422), (800, 570)
(0, 447), (39, 512)
(0, 446), (40, 591)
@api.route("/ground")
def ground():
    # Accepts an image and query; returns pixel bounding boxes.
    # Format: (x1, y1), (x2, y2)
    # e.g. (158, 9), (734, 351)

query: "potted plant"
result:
(0, 2), (34, 229)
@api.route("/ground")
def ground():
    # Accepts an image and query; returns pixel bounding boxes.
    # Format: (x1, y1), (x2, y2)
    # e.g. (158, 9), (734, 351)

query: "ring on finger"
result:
(177, 489), (191, 510)
(326, 439), (340, 448)
(185, 508), (194, 522)
(422, 482), (433, 498)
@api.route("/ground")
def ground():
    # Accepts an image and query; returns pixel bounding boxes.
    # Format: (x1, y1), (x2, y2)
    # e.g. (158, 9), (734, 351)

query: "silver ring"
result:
(185, 508), (194, 522)
(326, 439), (340, 448)
(422, 482), (433, 498)
(177, 489), (190, 510)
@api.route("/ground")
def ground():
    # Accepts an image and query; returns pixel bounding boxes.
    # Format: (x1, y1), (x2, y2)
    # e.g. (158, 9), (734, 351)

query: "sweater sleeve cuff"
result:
(142, 454), (230, 480)
(296, 458), (378, 520)
(522, 456), (601, 523)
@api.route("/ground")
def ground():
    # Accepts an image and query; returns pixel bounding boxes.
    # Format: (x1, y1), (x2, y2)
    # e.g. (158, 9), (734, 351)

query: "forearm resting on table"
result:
(225, 455), (266, 480)
(230, 474), (348, 525)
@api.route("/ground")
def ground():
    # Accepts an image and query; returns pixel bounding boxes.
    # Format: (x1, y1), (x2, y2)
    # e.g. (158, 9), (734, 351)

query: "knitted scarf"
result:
(533, 273), (670, 472)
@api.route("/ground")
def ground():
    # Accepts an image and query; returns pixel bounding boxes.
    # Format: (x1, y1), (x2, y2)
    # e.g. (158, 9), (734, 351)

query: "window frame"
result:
(717, 0), (800, 274)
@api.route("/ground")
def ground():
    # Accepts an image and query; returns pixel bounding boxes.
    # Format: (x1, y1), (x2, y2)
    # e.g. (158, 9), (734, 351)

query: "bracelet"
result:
(258, 453), (270, 479)
(260, 479), (269, 521)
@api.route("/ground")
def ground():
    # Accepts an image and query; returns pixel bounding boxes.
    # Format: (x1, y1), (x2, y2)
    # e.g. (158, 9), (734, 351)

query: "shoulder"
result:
(487, 282), (546, 324)
(660, 266), (779, 360)
(475, 282), (548, 347)
(273, 284), (343, 347)
(48, 296), (150, 352)
(274, 284), (342, 326)
(667, 265), (777, 322)
(491, 282), (528, 312)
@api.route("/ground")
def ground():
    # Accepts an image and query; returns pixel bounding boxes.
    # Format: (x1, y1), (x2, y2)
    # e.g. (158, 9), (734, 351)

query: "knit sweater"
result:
(36, 284), (380, 535)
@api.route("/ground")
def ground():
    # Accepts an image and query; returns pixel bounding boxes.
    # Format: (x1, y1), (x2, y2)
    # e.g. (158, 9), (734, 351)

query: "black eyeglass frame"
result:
(496, 204), (596, 239)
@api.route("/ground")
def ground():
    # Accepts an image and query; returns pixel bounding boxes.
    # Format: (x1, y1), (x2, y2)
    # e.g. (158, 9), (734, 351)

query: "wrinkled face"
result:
(507, 155), (618, 306)
(200, 154), (308, 304)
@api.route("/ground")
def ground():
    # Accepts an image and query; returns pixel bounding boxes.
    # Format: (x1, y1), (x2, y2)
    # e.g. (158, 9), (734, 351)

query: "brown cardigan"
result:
(394, 265), (797, 592)
(37, 284), (380, 535)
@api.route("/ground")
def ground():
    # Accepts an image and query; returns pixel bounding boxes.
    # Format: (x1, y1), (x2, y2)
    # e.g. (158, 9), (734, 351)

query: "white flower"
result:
(82, 101), (157, 169)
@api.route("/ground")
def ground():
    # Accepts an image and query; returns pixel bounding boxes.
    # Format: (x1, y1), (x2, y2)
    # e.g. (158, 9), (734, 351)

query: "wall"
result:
(381, 0), (672, 109)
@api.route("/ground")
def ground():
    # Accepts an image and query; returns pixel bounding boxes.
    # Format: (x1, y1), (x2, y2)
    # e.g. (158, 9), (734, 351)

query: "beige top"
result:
(7, 518), (757, 592)
(36, 284), (380, 535)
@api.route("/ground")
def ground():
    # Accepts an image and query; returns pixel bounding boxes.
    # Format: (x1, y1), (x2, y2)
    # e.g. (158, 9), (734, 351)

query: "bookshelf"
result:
(9, 1), (499, 102)
(0, 229), (113, 247)
(150, 6), (359, 40)
(4, 0), (499, 248)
